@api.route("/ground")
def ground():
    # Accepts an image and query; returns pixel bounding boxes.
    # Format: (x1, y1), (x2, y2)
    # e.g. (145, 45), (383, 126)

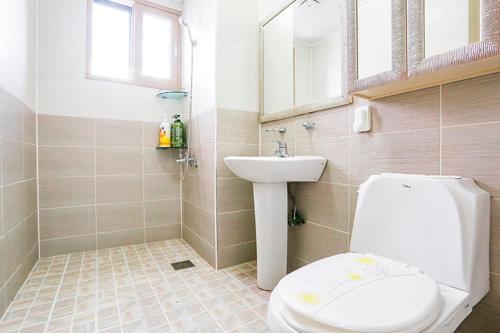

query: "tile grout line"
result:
(42, 256), (70, 333)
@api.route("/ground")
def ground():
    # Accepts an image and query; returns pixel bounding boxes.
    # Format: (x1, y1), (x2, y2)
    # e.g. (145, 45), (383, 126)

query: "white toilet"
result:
(267, 173), (490, 333)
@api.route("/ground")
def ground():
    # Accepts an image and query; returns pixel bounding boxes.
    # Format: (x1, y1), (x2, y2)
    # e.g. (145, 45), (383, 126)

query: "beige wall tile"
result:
(40, 235), (97, 257)
(491, 199), (500, 275)
(3, 182), (27, 233)
(38, 114), (94, 146)
(350, 129), (440, 185)
(217, 242), (256, 269)
(3, 247), (37, 305)
(143, 149), (179, 175)
(188, 144), (215, 179)
(216, 178), (253, 213)
(477, 273), (500, 316)
(96, 202), (144, 233)
(294, 183), (348, 232)
(23, 109), (36, 144)
(144, 174), (180, 201)
(143, 122), (161, 148)
(0, 237), (4, 288)
(25, 214), (38, 255)
(457, 307), (500, 332)
(217, 143), (258, 178)
(442, 73), (500, 127)
(23, 143), (36, 180)
(361, 87), (440, 133)
(96, 148), (143, 176)
(97, 229), (144, 249)
(295, 137), (349, 184)
(295, 105), (349, 139)
(217, 109), (259, 144)
(294, 257), (309, 270)
(145, 225), (181, 242)
(96, 176), (143, 204)
(348, 185), (359, 234)
(182, 225), (216, 268)
(261, 118), (295, 145)
(442, 123), (500, 197)
(38, 146), (95, 177)
(3, 223), (26, 279)
(217, 210), (256, 248)
(144, 199), (181, 227)
(2, 138), (24, 185)
(40, 206), (96, 240)
(25, 179), (37, 218)
(95, 119), (142, 148)
(182, 176), (215, 212)
(2, 98), (24, 141)
(291, 223), (348, 263)
(39, 177), (95, 208)
(183, 201), (215, 246)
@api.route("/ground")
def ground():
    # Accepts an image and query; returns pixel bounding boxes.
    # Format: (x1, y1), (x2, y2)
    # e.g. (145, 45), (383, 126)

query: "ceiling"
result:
(293, 0), (342, 45)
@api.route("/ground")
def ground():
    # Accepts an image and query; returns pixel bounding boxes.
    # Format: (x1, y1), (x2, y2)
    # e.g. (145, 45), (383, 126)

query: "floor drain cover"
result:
(171, 260), (195, 270)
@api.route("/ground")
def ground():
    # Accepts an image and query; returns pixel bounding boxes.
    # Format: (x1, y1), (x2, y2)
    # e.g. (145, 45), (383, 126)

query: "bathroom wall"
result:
(37, 0), (183, 256)
(260, 72), (500, 330)
(180, 0), (218, 267)
(37, 0), (183, 122)
(215, 0), (260, 268)
(37, 115), (181, 256)
(0, 0), (38, 317)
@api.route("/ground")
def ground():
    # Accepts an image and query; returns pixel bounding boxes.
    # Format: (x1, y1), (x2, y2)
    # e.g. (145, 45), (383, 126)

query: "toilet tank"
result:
(350, 174), (490, 306)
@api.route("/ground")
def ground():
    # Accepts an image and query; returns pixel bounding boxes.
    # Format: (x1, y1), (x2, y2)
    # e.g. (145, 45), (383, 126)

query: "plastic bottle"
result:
(159, 118), (171, 147)
(171, 114), (185, 148)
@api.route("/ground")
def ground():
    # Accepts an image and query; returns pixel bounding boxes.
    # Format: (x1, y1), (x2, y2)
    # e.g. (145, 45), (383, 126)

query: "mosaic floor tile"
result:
(0, 239), (271, 333)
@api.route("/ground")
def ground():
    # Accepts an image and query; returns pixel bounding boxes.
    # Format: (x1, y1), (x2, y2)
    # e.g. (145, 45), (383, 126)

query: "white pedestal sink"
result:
(224, 156), (327, 290)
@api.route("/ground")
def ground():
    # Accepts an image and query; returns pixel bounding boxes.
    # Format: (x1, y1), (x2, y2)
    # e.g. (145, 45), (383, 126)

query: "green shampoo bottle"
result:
(171, 115), (185, 148)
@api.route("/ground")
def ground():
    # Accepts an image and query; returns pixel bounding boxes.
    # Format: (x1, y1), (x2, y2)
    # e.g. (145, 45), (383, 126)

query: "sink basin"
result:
(224, 155), (327, 290)
(224, 156), (327, 183)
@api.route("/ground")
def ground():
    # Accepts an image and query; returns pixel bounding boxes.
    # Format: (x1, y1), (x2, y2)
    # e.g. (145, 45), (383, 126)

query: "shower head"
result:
(178, 16), (196, 46)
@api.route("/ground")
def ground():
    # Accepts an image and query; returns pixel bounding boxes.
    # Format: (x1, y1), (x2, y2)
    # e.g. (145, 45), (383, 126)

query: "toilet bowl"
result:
(267, 253), (471, 333)
(267, 174), (490, 333)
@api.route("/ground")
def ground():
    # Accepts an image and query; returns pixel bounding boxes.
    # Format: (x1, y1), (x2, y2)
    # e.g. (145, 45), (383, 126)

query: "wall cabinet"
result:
(346, 0), (500, 99)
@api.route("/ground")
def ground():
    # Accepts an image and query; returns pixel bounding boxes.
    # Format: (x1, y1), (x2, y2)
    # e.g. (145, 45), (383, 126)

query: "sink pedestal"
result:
(253, 183), (288, 290)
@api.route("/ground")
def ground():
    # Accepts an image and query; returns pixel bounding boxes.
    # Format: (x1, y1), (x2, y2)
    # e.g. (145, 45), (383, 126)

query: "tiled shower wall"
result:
(0, 88), (38, 316)
(216, 109), (259, 268)
(182, 110), (217, 267)
(37, 114), (181, 257)
(261, 72), (500, 330)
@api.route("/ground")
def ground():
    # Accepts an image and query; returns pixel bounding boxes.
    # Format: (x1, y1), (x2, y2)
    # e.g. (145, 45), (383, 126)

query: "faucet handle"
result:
(266, 128), (287, 134)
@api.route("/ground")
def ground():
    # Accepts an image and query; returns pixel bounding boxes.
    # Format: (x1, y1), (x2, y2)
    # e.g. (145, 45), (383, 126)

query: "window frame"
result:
(86, 0), (181, 90)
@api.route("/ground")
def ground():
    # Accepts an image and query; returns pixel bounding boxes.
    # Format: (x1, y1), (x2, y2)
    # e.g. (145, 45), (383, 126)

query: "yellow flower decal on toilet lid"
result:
(347, 272), (364, 281)
(297, 292), (321, 305)
(356, 256), (376, 265)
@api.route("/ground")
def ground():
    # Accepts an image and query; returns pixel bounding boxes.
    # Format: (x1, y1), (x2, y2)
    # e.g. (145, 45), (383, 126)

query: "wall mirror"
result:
(408, 0), (499, 77)
(260, 0), (350, 122)
(346, 0), (407, 94)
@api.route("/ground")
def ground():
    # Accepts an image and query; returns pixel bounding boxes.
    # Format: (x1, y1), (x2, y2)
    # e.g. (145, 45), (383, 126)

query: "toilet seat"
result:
(274, 253), (442, 333)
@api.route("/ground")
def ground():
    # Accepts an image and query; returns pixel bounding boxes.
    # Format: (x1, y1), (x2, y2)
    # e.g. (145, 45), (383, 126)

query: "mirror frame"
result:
(259, 0), (351, 123)
(407, 0), (500, 78)
(346, 0), (407, 94)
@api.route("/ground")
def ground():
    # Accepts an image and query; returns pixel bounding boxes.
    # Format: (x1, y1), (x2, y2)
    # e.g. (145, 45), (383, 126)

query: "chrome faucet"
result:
(273, 141), (289, 158)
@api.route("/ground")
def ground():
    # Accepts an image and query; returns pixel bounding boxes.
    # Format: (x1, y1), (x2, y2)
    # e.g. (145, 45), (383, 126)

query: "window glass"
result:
(91, 0), (132, 80)
(142, 12), (173, 79)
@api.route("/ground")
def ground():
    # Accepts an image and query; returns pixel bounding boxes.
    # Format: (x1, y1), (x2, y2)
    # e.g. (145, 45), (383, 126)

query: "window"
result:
(87, 0), (180, 89)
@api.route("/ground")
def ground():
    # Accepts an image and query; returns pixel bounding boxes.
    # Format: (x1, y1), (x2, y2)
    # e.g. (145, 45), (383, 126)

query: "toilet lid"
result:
(278, 253), (441, 333)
